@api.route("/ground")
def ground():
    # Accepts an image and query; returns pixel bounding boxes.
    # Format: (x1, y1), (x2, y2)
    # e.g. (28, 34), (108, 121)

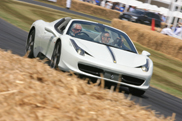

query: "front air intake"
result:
(78, 63), (103, 76)
(122, 75), (145, 86)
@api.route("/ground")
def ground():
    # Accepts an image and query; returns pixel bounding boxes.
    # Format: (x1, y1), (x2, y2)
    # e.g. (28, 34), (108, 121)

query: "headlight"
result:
(141, 66), (148, 72)
(136, 59), (149, 72)
(70, 39), (85, 56)
(132, 16), (138, 19)
(141, 59), (149, 72)
(77, 48), (85, 55)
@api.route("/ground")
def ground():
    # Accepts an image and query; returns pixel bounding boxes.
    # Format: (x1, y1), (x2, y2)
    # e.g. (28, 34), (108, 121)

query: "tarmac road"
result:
(0, 0), (182, 120)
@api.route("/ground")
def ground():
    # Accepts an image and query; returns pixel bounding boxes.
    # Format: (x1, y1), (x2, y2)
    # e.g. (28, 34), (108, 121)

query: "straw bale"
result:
(71, 0), (93, 14)
(112, 18), (182, 60)
(56, 0), (120, 20)
(0, 50), (175, 120)
(56, 0), (66, 7)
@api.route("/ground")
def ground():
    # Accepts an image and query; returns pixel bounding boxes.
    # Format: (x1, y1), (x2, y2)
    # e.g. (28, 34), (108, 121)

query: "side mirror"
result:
(142, 50), (151, 57)
(45, 27), (57, 37)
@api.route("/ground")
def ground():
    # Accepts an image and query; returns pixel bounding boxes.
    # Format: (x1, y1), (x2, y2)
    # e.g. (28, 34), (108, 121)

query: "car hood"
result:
(73, 38), (146, 68)
(124, 12), (142, 17)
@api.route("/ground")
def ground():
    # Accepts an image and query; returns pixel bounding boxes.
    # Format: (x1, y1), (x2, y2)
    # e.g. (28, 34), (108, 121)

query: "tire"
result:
(26, 30), (35, 58)
(50, 41), (61, 69)
(129, 87), (145, 96)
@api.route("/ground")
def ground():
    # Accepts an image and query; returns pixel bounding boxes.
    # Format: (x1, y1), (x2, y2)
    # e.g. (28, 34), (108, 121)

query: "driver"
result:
(70, 24), (82, 36)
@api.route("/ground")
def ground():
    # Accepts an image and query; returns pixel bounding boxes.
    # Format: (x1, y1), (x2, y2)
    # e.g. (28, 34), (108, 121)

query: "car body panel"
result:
(119, 9), (161, 27)
(26, 17), (153, 92)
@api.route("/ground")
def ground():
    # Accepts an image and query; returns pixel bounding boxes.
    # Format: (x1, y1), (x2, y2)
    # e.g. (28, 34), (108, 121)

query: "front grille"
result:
(78, 64), (144, 86)
(78, 64), (103, 76)
(122, 75), (145, 86)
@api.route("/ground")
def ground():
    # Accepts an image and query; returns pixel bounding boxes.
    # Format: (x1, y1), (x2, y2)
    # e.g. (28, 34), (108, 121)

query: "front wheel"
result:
(129, 87), (145, 96)
(26, 30), (35, 58)
(50, 41), (61, 69)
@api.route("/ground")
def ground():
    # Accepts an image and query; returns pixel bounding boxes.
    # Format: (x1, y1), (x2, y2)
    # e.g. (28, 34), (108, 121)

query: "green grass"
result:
(0, 0), (110, 31)
(36, 0), (112, 21)
(0, 0), (182, 99)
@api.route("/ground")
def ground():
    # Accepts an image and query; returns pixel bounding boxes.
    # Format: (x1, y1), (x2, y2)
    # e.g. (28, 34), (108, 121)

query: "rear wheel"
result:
(26, 30), (35, 58)
(50, 41), (61, 69)
(129, 87), (145, 96)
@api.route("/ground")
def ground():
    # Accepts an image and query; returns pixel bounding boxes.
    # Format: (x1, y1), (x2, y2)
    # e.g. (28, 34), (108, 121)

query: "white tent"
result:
(152, 0), (171, 4)
(117, 0), (128, 4)
(137, 3), (150, 9)
(158, 7), (170, 16)
(173, 11), (181, 18)
(148, 5), (160, 12)
(128, 0), (143, 7)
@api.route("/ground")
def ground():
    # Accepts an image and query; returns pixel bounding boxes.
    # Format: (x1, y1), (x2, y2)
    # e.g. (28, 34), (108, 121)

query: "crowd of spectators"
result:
(160, 23), (182, 38)
(80, 0), (129, 12)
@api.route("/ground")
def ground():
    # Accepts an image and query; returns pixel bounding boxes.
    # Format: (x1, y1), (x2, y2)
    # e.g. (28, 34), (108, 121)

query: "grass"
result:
(0, 0), (182, 99)
(36, 0), (112, 21)
(0, 0), (110, 31)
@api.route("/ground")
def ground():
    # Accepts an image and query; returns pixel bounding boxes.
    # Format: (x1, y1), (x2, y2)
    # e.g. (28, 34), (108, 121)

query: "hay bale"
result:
(71, 0), (94, 14)
(56, 0), (120, 20)
(57, 0), (66, 7)
(0, 50), (175, 121)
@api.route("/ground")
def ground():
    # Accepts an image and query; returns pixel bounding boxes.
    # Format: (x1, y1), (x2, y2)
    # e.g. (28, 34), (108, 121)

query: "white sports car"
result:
(26, 17), (153, 96)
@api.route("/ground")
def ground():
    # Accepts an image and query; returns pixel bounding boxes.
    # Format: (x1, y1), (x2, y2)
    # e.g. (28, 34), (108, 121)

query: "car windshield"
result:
(131, 9), (144, 15)
(66, 20), (137, 53)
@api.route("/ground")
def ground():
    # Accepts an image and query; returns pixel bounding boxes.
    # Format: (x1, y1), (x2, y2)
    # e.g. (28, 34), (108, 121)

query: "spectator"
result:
(119, 4), (125, 12)
(105, 1), (113, 9)
(129, 6), (135, 12)
(111, 2), (120, 11)
(161, 15), (166, 23)
(66, 0), (72, 9)
(100, 0), (105, 7)
(127, 5), (131, 12)
(95, 0), (101, 5)
(160, 25), (175, 37)
(174, 23), (182, 36)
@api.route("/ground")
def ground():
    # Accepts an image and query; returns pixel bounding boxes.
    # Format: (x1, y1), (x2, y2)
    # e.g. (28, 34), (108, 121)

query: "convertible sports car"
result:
(26, 17), (153, 96)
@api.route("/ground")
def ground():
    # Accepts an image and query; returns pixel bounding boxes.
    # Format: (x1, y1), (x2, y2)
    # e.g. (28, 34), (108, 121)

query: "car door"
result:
(41, 18), (70, 58)
(42, 30), (55, 56)
(40, 23), (59, 57)
(143, 12), (152, 25)
(152, 14), (161, 27)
